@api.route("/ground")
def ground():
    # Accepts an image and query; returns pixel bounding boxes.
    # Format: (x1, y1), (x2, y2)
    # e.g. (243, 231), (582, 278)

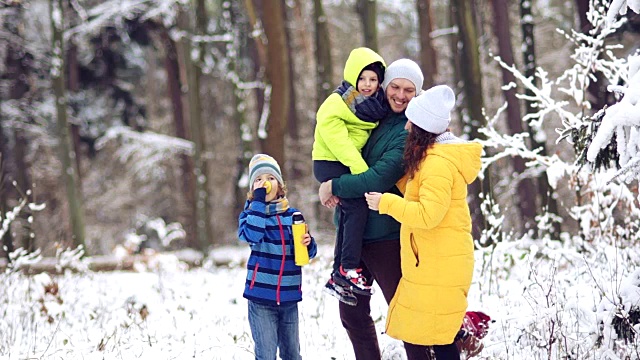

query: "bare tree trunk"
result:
(417, 0), (437, 89)
(159, 26), (198, 249)
(3, 1), (34, 252)
(490, 0), (537, 234)
(314, 0), (333, 107)
(574, 0), (590, 33)
(260, 0), (290, 169)
(0, 118), (15, 260)
(574, 0), (610, 112)
(223, 1), (255, 216)
(50, 0), (86, 251)
(449, 5), (463, 122)
(520, 0), (561, 238)
(182, 0), (212, 251)
(66, 42), (84, 183)
(451, 0), (487, 241)
(13, 130), (35, 251)
(282, 3), (304, 181)
(356, 0), (378, 51)
(313, 0), (336, 228)
(243, 0), (268, 158)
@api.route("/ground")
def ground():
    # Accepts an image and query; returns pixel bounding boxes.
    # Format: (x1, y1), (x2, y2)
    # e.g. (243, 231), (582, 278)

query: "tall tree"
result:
(0, 120), (14, 260)
(188, 0), (212, 251)
(224, 1), (255, 216)
(159, 25), (198, 248)
(574, 0), (610, 112)
(314, 0), (333, 108)
(260, 0), (290, 168)
(50, 0), (86, 250)
(490, 0), (537, 233)
(451, 0), (486, 240)
(66, 42), (84, 183)
(2, 0), (33, 252)
(356, 0), (378, 51)
(283, 4), (300, 165)
(520, 0), (561, 238)
(417, 0), (437, 88)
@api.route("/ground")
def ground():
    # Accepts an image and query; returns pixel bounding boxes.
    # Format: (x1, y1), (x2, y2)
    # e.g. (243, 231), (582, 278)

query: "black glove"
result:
(253, 186), (267, 202)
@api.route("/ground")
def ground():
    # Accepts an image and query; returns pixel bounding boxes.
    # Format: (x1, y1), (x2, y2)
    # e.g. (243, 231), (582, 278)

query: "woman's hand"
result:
(364, 192), (383, 211)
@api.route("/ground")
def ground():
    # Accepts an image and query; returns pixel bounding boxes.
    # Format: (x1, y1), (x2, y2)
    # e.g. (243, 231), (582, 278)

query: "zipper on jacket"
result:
(250, 263), (259, 289)
(410, 233), (419, 267)
(276, 215), (286, 305)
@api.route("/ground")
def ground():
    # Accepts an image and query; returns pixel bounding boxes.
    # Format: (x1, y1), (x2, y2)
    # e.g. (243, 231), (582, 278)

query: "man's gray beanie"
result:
(381, 59), (424, 92)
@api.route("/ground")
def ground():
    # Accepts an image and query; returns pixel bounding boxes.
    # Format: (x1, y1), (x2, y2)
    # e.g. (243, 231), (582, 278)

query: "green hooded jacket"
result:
(332, 111), (408, 243)
(312, 47), (386, 174)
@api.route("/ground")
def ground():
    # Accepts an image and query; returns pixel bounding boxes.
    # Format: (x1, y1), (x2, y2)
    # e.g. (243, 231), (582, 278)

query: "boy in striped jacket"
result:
(238, 154), (317, 360)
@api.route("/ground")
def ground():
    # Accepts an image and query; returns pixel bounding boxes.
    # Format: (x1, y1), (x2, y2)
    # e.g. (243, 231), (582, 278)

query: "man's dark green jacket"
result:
(332, 111), (407, 243)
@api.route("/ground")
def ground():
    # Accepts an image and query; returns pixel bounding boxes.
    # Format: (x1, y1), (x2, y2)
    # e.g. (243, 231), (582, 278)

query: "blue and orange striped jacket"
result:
(238, 194), (317, 305)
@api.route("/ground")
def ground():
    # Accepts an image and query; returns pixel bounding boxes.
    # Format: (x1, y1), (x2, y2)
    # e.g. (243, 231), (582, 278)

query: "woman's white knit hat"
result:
(381, 59), (424, 92)
(405, 85), (456, 134)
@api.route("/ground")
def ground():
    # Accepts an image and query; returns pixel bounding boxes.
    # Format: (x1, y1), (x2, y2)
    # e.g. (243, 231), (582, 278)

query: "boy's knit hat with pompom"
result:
(248, 154), (284, 188)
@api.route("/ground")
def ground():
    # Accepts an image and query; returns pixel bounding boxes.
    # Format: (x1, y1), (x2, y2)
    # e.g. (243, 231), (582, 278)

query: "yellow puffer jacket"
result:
(312, 47), (385, 174)
(378, 139), (482, 345)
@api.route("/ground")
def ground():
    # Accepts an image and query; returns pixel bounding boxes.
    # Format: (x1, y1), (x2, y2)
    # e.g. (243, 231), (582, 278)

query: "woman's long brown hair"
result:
(403, 124), (438, 179)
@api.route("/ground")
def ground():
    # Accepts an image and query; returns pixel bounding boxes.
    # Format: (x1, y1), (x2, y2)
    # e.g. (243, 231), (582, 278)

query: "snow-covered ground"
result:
(1, 239), (638, 360)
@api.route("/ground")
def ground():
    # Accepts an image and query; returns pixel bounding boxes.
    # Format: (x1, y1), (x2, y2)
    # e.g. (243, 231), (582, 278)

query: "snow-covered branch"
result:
(95, 126), (194, 181)
(587, 54), (640, 182)
(1, 188), (46, 242)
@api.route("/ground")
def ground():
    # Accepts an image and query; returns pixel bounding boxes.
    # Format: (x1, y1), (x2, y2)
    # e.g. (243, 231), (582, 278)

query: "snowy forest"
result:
(2, 0), (640, 359)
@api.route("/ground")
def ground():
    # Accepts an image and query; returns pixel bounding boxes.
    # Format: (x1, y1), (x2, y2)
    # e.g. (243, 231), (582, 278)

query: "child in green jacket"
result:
(312, 47), (390, 305)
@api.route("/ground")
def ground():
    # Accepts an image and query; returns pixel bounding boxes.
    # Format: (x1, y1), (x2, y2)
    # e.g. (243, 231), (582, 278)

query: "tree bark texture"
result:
(50, 0), (86, 251)
(223, 1), (255, 218)
(260, 0), (291, 169)
(283, 5), (299, 145)
(451, 0), (486, 241)
(2, 2), (34, 252)
(520, 0), (561, 238)
(181, 0), (211, 251)
(490, 0), (537, 233)
(356, 0), (378, 51)
(66, 42), (83, 182)
(0, 119), (15, 260)
(574, 0), (610, 112)
(314, 0), (333, 108)
(159, 26), (198, 249)
(417, 0), (437, 89)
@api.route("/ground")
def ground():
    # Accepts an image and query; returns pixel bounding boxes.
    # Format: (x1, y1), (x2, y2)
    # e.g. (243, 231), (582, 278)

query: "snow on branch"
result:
(1, 187), (46, 242)
(0, 198), (27, 242)
(493, 57), (577, 130)
(65, 0), (158, 40)
(606, 0), (640, 25)
(587, 55), (640, 181)
(95, 125), (194, 181)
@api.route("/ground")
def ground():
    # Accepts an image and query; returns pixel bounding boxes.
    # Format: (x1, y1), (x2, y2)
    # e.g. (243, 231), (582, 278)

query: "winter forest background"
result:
(2, 0), (640, 359)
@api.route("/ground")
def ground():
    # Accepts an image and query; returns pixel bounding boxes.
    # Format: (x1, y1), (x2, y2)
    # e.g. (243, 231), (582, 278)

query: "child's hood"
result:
(343, 47), (386, 87)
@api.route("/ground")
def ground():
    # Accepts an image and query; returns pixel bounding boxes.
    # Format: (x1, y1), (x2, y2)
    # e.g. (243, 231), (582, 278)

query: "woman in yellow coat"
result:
(365, 85), (482, 359)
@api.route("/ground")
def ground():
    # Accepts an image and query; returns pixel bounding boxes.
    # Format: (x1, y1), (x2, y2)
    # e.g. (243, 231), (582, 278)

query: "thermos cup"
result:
(292, 212), (309, 266)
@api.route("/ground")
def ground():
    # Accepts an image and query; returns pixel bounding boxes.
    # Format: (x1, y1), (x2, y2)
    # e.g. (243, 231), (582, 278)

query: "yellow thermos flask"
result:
(292, 212), (309, 266)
